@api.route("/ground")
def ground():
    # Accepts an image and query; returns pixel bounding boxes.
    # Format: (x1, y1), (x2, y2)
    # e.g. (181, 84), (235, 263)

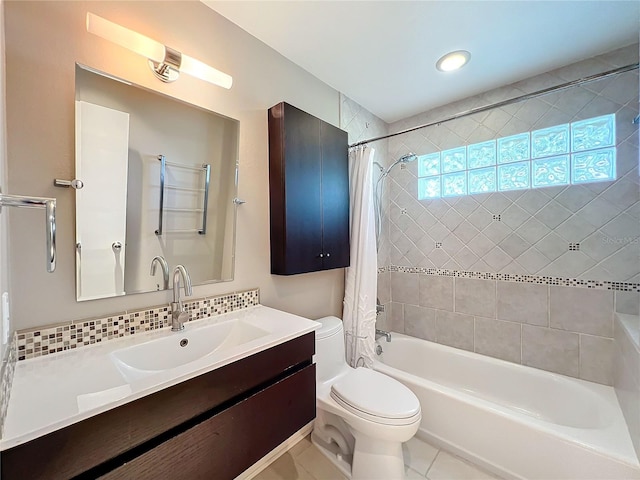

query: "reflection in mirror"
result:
(74, 64), (239, 301)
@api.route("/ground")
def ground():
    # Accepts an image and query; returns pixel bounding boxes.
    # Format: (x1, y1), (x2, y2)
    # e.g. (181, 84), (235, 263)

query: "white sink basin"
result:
(111, 319), (269, 381)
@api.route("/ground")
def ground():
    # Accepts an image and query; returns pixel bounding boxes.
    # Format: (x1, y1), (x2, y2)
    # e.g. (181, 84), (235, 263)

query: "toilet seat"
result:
(330, 367), (421, 426)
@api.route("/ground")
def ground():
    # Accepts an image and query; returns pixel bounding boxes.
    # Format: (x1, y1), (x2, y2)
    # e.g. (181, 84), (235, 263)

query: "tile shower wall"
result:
(377, 44), (639, 386)
(339, 93), (390, 267)
(614, 312), (640, 459)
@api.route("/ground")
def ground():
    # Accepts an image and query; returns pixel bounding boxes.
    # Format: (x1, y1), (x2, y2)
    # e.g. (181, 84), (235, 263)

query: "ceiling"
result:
(205, 1), (639, 124)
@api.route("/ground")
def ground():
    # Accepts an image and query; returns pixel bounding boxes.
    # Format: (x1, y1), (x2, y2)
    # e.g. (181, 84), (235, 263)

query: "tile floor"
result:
(253, 435), (501, 480)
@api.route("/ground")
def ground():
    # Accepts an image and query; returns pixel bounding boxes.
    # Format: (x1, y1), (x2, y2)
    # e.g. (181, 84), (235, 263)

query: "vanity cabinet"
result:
(268, 102), (350, 275)
(0, 333), (315, 480)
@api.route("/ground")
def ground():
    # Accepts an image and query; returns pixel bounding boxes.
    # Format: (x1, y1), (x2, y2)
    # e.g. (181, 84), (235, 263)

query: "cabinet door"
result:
(99, 364), (316, 480)
(320, 121), (350, 269)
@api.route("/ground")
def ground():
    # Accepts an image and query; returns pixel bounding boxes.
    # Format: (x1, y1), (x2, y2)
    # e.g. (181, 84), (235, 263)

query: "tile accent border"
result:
(378, 265), (640, 292)
(15, 288), (260, 361)
(0, 335), (18, 435)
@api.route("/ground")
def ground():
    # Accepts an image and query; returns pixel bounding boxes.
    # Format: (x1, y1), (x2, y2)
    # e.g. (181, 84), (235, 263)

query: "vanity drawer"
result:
(100, 363), (316, 480)
(1, 332), (315, 480)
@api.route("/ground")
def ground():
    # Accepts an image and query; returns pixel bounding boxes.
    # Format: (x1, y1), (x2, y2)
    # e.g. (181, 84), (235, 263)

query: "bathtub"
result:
(372, 332), (640, 480)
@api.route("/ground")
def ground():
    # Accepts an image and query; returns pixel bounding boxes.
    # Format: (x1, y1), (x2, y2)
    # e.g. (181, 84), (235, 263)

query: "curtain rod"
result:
(349, 62), (639, 148)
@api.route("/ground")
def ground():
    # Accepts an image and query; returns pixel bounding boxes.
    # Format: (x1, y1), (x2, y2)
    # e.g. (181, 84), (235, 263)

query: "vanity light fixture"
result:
(436, 50), (471, 72)
(86, 13), (233, 89)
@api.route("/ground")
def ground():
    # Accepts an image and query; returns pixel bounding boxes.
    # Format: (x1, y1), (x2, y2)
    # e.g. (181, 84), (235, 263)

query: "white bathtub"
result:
(372, 332), (640, 480)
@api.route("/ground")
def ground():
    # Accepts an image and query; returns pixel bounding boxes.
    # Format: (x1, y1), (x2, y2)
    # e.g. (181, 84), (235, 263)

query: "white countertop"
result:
(1, 305), (319, 450)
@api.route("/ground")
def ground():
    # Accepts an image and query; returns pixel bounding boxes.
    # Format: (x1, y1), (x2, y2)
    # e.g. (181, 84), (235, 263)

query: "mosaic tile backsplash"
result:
(0, 339), (17, 434)
(15, 288), (260, 361)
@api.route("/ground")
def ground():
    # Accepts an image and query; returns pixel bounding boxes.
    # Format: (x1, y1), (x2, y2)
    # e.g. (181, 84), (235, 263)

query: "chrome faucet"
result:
(375, 329), (391, 342)
(171, 265), (193, 332)
(150, 256), (169, 290)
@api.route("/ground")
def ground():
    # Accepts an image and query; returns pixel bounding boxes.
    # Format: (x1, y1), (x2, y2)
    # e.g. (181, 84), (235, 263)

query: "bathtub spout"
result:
(375, 329), (391, 342)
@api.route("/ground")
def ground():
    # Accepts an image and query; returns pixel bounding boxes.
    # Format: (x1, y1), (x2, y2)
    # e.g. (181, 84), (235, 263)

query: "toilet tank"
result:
(314, 316), (348, 383)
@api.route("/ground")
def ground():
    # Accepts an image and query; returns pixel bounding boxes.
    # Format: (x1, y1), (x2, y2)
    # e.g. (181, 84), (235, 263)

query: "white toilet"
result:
(311, 316), (421, 480)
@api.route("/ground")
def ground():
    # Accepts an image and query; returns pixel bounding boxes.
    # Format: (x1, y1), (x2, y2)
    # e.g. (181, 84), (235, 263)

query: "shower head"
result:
(398, 153), (418, 163)
(381, 152), (418, 177)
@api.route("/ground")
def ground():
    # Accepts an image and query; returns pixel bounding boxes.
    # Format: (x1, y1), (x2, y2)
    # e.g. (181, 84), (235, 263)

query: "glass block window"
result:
(468, 140), (496, 169)
(531, 124), (569, 159)
(418, 176), (441, 199)
(416, 114), (616, 200)
(418, 152), (440, 177)
(498, 161), (530, 191)
(572, 147), (616, 184)
(571, 114), (615, 152)
(468, 167), (497, 194)
(442, 172), (467, 197)
(532, 155), (569, 188)
(498, 133), (530, 164)
(441, 147), (466, 173)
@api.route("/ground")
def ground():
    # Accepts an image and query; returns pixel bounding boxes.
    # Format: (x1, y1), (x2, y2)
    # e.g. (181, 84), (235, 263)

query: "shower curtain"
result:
(343, 145), (377, 367)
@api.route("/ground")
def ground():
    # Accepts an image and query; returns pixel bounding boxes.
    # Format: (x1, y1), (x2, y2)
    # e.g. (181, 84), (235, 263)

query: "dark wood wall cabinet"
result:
(268, 102), (350, 275)
(1, 333), (316, 480)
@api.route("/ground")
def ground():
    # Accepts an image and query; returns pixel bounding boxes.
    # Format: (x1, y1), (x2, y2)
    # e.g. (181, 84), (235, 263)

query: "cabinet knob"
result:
(326, 253), (330, 258)
(318, 253), (324, 258)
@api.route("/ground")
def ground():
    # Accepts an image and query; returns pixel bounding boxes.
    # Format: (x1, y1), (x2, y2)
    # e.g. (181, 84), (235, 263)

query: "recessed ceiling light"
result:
(436, 50), (471, 72)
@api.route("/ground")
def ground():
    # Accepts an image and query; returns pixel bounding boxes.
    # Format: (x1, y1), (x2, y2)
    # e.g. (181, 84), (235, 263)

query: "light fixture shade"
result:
(86, 13), (165, 64)
(86, 13), (233, 89)
(436, 50), (471, 72)
(181, 54), (233, 89)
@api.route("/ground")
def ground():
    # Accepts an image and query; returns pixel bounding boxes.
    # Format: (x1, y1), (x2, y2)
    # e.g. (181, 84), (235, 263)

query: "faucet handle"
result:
(177, 311), (190, 324)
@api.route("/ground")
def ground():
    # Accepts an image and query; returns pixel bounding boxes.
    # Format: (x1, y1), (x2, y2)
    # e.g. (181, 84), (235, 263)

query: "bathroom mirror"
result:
(74, 64), (240, 301)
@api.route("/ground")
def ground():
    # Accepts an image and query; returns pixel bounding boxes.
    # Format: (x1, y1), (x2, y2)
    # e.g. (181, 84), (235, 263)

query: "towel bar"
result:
(0, 190), (56, 272)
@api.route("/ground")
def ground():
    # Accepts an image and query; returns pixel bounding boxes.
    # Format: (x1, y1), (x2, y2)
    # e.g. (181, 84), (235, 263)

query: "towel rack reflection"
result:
(0, 190), (56, 272)
(155, 155), (210, 236)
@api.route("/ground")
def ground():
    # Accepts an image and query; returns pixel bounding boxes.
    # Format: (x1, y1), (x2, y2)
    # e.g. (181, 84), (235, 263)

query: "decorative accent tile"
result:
(498, 132), (530, 164)
(571, 114), (616, 151)
(381, 265), (640, 292)
(15, 288), (260, 361)
(467, 140), (496, 169)
(571, 147), (616, 184)
(468, 167), (497, 194)
(532, 154), (569, 188)
(418, 152), (440, 177)
(531, 124), (570, 159)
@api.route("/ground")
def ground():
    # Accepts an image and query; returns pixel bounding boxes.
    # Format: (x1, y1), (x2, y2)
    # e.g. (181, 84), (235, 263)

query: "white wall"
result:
(4, 1), (345, 330)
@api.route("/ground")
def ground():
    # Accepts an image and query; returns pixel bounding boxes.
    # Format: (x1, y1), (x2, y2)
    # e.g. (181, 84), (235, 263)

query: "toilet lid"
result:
(330, 368), (420, 424)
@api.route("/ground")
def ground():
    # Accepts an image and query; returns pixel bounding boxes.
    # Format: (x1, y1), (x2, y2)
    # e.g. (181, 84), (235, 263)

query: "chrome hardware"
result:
(179, 338), (188, 347)
(112, 242), (122, 252)
(54, 178), (84, 189)
(0, 189), (56, 273)
(319, 253), (324, 258)
(376, 344), (383, 356)
(171, 265), (193, 332)
(233, 198), (246, 205)
(375, 329), (391, 342)
(150, 256), (170, 290)
(326, 253), (330, 258)
(156, 155), (210, 236)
